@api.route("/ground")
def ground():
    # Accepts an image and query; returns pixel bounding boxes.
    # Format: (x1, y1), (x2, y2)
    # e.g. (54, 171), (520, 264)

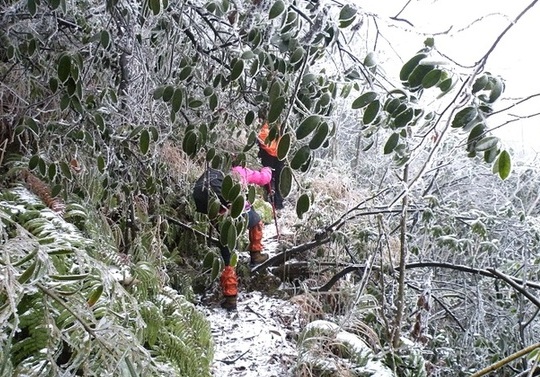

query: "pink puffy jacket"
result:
(231, 166), (272, 187)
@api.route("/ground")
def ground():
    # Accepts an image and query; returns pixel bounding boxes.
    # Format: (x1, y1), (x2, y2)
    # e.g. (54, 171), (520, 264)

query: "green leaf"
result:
(488, 77), (504, 103)
(29, 155), (40, 170)
(27, 0), (37, 16)
(227, 221), (237, 252)
(393, 108), (413, 128)
(384, 133), (399, 154)
(475, 136), (498, 152)
(421, 69), (442, 89)
(269, 0), (285, 19)
(400, 54), (427, 81)
(497, 150), (511, 180)
(182, 130), (197, 157)
(48, 163), (57, 181)
(290, 146), (311, 170)
(57, 54), (71, 83)
(472, 75), (489, 94)
(279, 167), (292, 197)
(277, 133), (291, 161)
(211, 258), (220, 280)
(364, 52), (377, 69)
(139, 129), (150, 155)
(309, 122), (329, 150)
(268, 96), (285, 123)
(231, 59), (244, 81)
(221, 175), (233, 201)
(467, 123), (486, 151)
(179, 66), (192, 81)
(363, 100), (380, 125)
(162, 86), (174, 102)
(150, 0), (160, 15)
(438, 78), (453, 93)
(296, 193), (310, 219)
(245, 111), (255, 125)
(484, 147), (499, 163)
(290, 47), (304, 65)
(230, 195), (245, 219)
(100, 30), (110, 49)
(153, 86), (164, 100)
(171, 88), (182, 113)
(451, 106), (478, 129)
(97, 155), (105, 173)
(49, 0), (60, 10)
(352, 91), (378, 109)
(407, 64), (434, 88)
(209, 93), (218, 111)
(339, 4), (356, 28)
(296, 115), (321, 140)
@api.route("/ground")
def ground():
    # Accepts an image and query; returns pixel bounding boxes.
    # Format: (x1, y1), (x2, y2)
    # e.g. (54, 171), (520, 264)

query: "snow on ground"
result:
(200, 291), (300, 376)
(198, 209), (302, 377)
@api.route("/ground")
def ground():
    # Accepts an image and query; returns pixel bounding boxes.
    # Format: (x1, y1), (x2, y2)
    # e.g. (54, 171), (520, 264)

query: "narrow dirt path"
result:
(199, 215), (302, 376)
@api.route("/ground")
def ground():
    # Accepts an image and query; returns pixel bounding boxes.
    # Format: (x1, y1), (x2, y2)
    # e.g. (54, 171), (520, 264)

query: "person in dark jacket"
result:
(192, 165), (272, 310)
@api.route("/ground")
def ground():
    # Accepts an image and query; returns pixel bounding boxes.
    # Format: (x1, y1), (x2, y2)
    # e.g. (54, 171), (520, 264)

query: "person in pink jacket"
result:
(193, 164), (272, 310)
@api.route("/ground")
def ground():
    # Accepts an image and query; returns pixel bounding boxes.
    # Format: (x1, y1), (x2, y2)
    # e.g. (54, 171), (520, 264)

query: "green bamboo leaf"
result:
(296, 115), (321, 140)
(497, 150), (511, 180)
(279, 167), (292, 197)
(268, 96), (285, 123)
(451, 106), (478, 129)
(352, 91), (377, 109)
(269, 0), (285, 19)
(51, 273), (89, 281)
(18, 260), (37, 284)
(363, 100), (380, 125)
(231, 59), (244, 81)
(57, 54), (71, 83)
(399, 53), (427, 81)
(296, 193), (310, 219)
(384, 133), (399, 154)
(309, 122), (329, 150)
(290, 146), (311, 170)
(86, 284), (103, 308)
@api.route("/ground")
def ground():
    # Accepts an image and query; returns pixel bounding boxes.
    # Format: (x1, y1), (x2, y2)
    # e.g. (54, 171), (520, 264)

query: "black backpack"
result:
(192, 168), (227, 214)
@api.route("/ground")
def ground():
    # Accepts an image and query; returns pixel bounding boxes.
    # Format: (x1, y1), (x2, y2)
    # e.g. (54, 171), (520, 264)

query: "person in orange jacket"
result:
(257, 121), (285, 210)
(192, 164), (272, 310)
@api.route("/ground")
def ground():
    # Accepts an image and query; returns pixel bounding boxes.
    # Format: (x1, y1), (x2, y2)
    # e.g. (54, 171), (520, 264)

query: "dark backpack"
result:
(192, 168), (227, 214)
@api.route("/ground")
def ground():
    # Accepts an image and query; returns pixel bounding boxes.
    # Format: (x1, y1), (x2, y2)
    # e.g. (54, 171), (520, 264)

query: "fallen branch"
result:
(470, 341), (540, 377)
(251, 235), (332, 273)
(165, 216), (219, 245)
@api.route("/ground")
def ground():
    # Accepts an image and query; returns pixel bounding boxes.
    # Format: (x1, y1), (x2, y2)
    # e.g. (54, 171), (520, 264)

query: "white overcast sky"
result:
(359, 0), (540, 155)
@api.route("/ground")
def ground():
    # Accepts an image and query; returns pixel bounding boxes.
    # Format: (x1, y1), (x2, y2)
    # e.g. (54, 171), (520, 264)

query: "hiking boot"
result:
(250, 251), (269, 265)
(220, 295), (237, 311)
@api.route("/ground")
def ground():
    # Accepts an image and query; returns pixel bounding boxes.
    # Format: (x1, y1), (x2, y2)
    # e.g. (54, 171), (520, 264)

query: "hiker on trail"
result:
(257, 120), (285, 210)
(192, 164), (272, 310)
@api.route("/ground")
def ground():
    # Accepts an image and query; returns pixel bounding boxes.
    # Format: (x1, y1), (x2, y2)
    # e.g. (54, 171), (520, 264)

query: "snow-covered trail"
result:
(198, 215), (302, 376)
